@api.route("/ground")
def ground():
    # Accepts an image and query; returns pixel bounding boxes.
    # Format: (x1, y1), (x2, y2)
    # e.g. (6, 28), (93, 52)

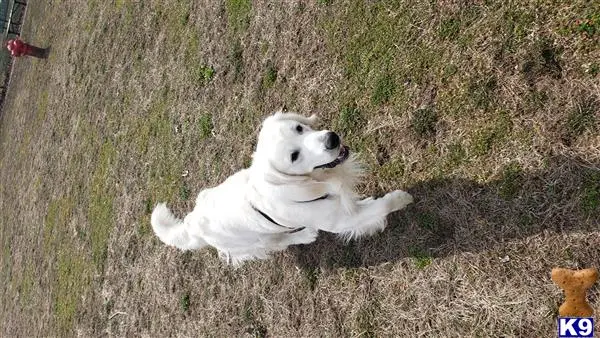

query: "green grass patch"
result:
(410, 108), (438, 137)
(54, 248), (90, 335)
(88, 141), (117, 271)
(468, 75), (497, 109)
(409, 247), (433, 269)
(445, 143), (467, 169)
(580, 172), (600, 216)
(138, 198), (154, 237)
(140, 93), (186, 206)
(179, 6), (191, 27)
(343, 133), (376, 157)
(156, 2), (192, 49)
(185, 31), (200, 60)
(439, 17), (460, 40)
(145, 198), (153, 215)
(18, 262), (35, 308)
(44, 197), (74, 253)
(262, 63), (278, 88)
(179, 182), (191, 201)
(226, 0), (252, 34)
(128, 93), (171, 155)
(147, 165), (184, 204)
(337, 102), (364, 134)
(327, 2), (399, 80)
(180, 291), (191, 313)
(575, 13), (600, 36)
(198, 114), (214, 139)
(322, 0), (439, 95)
(415, 212), (438, 231)
(497, 163), (523, 200)
(164, 2), (191, 29)
(442, 64), (459, 82)
(501, 7), (536, 48)
(184, 32), (215, 86)
(138, 220), (152, 238)
(471, 112), (512, 156)
(192, 64), (215, 86)
(36, 89), (49, 126)
(371, 74), (396, 105)
(371, 73), (396, 105)
(379, 157), (405, 181)
(472, 128), (496, 157)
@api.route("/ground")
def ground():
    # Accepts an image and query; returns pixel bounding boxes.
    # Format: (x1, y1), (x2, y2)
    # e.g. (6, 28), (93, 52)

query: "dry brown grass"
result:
(0, 0), (598, 337)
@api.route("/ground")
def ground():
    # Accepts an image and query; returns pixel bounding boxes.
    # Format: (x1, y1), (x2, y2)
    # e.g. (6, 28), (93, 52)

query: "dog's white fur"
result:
(152, 111), (413, 265)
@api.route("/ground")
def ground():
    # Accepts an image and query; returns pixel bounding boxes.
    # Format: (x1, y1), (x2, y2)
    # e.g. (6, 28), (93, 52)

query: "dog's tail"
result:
(151, 203), (207, 250)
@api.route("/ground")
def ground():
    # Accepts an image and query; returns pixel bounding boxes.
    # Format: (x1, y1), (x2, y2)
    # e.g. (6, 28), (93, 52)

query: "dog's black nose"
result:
(325, 132), (340, 150)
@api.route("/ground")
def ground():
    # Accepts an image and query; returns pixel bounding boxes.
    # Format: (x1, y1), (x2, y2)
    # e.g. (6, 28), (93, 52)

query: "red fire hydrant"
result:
(6, 37), (47, 58)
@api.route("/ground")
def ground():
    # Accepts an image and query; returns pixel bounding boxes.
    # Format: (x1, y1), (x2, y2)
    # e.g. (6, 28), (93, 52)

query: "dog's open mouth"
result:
(315, 145), (350, 169)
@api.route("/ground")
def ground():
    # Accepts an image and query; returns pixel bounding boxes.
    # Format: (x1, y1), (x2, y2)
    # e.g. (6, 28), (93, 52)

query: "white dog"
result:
(151, 111), (413, 264)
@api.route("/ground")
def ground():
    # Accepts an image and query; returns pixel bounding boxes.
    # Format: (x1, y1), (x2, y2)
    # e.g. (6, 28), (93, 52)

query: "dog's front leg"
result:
(333, 190), (413, 239)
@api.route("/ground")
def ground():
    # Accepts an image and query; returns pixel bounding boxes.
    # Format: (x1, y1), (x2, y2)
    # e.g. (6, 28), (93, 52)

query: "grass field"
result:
(0, 1), (598, 336)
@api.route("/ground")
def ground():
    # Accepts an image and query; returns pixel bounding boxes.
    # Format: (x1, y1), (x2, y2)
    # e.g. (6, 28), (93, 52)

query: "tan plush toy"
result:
(551, 267), (598, 317)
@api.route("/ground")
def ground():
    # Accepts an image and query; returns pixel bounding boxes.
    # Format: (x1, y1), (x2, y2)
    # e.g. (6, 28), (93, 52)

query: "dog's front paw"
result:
(385, 190), (414, 212)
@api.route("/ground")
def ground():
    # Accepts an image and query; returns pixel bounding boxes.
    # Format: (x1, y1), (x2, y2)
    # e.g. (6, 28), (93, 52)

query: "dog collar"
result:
(296, 194), (329, 203)
(251, 205), (306, 233)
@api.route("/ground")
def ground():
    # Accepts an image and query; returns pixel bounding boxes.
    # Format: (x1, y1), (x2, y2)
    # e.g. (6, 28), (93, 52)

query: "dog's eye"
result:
(291, 151), (300, 162)
(296, 125), (303, 133)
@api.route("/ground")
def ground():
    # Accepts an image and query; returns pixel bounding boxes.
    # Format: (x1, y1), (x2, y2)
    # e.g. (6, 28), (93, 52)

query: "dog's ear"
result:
(274, 105), (287, 114)
(269, 111), (318, 127)
(306, 114), (318, 126)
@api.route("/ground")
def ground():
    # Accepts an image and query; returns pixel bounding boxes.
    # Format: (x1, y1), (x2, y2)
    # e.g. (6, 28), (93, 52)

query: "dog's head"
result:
(252, 111), (350, 176)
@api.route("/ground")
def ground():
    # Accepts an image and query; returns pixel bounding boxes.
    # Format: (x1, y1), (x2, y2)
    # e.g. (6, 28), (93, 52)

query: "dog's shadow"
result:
(290, 155), (599, 270)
